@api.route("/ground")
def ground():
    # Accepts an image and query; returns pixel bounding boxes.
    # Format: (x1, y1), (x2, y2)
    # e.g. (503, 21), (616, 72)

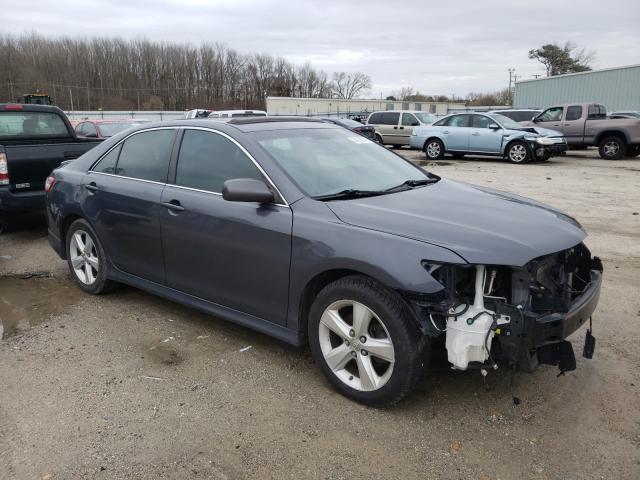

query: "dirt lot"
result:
(1, 149), (639, 480)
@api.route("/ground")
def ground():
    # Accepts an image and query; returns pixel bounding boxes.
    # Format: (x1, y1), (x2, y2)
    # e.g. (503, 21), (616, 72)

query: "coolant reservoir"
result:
(445, 265), (495, 370)
(445, 305), (495, 370)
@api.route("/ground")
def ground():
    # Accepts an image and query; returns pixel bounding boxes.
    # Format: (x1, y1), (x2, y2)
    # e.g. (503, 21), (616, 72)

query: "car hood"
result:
(517, 125), (564, 137)
(325, 179), (586, 266)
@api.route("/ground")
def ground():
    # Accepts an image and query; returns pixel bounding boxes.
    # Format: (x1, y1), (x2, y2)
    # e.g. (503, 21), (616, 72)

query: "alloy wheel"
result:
(603, 141), (620, 157)
(69, 229), (99, 285)
(318, 300), (395, 391)
(509, 144), (528, 163)
(426, 141), (441, 159)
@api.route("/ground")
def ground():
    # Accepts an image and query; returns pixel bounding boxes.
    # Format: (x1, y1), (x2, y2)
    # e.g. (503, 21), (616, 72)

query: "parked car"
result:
(184, 109), (267, 119)
(46, 117), (602, 406)
(487, 109), (541, 123)
(75, 119), (150, 139)
(410, 112), (567, 163)
(366, 110), (436, 147)
(321, 117), (377, 141)
(522, 103), (640, 159)
(0, 104), (103, 230)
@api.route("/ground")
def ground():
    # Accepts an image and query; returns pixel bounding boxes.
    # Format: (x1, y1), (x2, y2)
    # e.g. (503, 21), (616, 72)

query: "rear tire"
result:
(66, 219), (115, 294)
(308, 275), (427, 407)
(506, 141), (531, 164)
(423, 139), (445, 160)
(392, 144), (402, 149)
(598, 136), (626, 160)
(375, 134), (383, 145)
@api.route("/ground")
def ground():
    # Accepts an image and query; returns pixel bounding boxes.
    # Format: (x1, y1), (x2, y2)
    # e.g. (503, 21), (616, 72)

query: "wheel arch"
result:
(59, 213), (85, 259)
(595, 130), (628, 146)
(502, 137), (529, 158)
(422, 136), (446, 151)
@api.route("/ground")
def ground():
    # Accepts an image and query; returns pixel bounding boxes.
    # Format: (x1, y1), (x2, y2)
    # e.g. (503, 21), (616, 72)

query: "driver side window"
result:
(401, 113), (419, 126)
(538, 107), (563, 122)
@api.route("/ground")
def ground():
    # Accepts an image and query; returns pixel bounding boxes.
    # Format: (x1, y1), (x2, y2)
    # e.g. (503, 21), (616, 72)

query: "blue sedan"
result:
(410, 112), (567, 163)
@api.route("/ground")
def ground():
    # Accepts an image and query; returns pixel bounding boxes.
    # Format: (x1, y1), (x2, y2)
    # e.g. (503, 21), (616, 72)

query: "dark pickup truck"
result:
(0, 104), (102, 228)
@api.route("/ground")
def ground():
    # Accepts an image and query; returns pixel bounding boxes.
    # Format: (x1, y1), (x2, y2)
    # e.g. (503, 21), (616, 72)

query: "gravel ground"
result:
(1, 149), (639, 480)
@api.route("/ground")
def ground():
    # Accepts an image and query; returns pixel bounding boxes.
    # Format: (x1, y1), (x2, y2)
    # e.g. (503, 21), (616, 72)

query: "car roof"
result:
(123, 117), (335, 134)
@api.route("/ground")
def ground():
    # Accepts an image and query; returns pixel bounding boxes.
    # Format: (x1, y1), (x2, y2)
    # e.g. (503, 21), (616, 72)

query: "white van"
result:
(184, 109), (267, 119)
(366, 110), (436, 147)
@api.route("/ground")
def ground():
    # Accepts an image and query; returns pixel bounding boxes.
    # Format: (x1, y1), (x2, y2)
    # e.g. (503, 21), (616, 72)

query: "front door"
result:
(160, 128), (293, 325)
(469, 114), (503, 153)
(82, 128), (176, 284)
(534, 106), (565, 133)
(400, 113), (420, 145)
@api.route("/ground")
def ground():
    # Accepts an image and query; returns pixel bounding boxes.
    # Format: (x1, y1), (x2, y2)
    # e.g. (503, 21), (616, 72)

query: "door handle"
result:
(64, 151), (81, 160)
(162, 200), (185, 212)
(442, 131), (450, 134)
(563, 123), (570, 126)
(393, 126), (398, 129)
(85, 182), (99, 193)
(471, 132), (480, 136)
(399, 126), (404, 129)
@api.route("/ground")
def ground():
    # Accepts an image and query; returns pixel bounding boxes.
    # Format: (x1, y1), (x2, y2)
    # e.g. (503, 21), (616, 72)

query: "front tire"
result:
(506, 141), (531, 164)
(66, 218), (114, 294)
(374, 134), (384, 145)
(598, 136), (626, 160)
(308, 275), (427, 407)
(423, 138), (445, 160)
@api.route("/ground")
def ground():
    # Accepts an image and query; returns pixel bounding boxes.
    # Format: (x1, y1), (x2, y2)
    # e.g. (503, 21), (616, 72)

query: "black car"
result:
(321, 117), (377, 141)
(45, 117), (602, 406)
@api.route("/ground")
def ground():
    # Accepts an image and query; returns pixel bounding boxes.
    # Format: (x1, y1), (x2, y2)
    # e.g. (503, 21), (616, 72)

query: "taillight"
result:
(4, 104), (23, 111)
(45, 175), (56, 193)
(0, 152), (9, 185)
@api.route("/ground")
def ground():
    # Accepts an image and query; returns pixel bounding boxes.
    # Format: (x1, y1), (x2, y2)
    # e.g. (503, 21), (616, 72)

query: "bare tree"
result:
(331, 72), (372, 99)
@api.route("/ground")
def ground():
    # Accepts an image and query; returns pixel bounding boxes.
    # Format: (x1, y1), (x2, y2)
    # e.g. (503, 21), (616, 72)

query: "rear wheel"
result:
(598, 136), (626, 160)
(66, 219), (115, 294)
(308, 275), (427, 407)
(506, 141), (530, 164)
(423, 139), (445, 160)
(392, 144), (403, 149)
(375, 133), (383, 145)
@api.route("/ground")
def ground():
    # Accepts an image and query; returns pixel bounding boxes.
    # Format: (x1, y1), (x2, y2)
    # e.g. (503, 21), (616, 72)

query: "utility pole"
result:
(87, 82), (90, 110)
(69, 88), (74, 111)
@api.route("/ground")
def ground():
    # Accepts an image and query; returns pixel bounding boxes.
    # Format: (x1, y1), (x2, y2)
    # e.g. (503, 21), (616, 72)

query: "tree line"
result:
(0, 34), (371, 111)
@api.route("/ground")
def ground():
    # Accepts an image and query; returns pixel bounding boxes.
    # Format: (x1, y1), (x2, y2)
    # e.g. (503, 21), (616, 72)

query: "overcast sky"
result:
(3, 0), (639, 97)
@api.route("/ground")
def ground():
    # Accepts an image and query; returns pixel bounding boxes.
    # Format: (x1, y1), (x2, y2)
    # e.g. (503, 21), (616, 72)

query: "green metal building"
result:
(514, 64), (640, 112)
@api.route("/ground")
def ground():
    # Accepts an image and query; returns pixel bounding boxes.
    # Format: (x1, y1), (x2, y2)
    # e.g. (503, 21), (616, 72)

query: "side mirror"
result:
(532, 116), (540, 123)
(222, 178), (275, 204)
(488, 123), (501, 130)
(84, 132), (98, 138)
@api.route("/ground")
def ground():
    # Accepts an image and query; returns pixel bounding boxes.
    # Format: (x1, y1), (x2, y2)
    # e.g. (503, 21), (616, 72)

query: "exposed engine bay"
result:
(406, 242), (603, 374)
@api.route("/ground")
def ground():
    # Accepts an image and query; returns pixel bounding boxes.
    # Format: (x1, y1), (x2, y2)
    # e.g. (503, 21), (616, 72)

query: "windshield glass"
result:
(414, 112), (436, 124)
(489, 113), (524, 130)
(98, 122), (139, 137)
(252, 128), (431, 197)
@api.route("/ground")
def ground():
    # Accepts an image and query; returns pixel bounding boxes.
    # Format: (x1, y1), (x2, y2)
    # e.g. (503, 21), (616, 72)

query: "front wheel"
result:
(308, 275), (427, 407)
(506, 141), (531, 164)
(66, 218), (115, 294)
(374, 134), (384, 145)
(423, 139), (445, 160)
(598, 136), (626, 160)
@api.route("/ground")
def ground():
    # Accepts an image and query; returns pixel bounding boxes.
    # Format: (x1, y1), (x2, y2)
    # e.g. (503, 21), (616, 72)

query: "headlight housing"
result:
(525, 136), (554, 145)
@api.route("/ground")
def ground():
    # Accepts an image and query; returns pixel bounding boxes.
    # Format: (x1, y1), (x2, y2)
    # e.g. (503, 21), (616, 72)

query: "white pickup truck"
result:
(524, 102), (640, 159)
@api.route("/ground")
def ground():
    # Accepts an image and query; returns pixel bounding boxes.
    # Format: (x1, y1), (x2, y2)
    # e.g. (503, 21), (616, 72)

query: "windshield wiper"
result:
(314, 189), (387, 201)
(384, 177), (439, 192)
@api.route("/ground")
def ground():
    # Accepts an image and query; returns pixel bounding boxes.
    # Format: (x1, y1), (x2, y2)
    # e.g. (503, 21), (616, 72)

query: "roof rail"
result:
(227, 116), (324, 125)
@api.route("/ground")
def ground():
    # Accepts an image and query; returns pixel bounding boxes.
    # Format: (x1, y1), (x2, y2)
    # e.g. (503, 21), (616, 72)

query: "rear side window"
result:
(472, 115), (492, 128)
(588, 105), (607, 119)
(380, 112), (400, 125)
(566, 106), (583, 121)
(0, 112), (69, 138)
(175, 129), (264, 193)
(115, 129), (175, 182)
(93, 145), (121, 174)
(441, 115), (470, 127)
(401, 113), (420, 126)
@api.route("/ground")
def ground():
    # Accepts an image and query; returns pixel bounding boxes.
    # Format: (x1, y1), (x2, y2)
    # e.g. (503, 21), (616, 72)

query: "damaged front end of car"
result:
(403, 242), (603, 375)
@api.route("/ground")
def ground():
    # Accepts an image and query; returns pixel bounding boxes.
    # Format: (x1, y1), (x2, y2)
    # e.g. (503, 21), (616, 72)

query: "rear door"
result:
(373, 112), (401, 145)
(561, 105), (585, 144)
(81, 128), (177, 284)
(469, 114), (503, 153)
(160, 128), (292, 325)
(441, 114), (472, 152)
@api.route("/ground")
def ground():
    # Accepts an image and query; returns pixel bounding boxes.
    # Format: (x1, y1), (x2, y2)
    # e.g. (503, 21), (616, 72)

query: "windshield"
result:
(414, 112), (436, 124)
(489, 113), (524, 130)
(98, 122), (140, 137)
(252, 128), (431, 198)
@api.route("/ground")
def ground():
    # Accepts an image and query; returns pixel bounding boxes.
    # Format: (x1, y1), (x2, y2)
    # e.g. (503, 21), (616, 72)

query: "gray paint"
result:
(514, 65), (640, 112)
